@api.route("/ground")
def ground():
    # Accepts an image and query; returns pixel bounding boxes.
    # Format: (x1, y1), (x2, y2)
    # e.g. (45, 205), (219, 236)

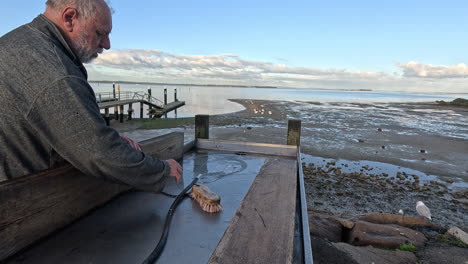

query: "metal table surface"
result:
(8, 150), (267, 264)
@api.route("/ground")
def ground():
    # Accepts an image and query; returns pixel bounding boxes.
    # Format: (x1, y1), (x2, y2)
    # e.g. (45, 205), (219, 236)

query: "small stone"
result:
(447, 226), (468, 244)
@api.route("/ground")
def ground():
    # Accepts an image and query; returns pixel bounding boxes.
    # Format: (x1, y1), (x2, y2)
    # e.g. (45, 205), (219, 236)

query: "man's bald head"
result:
(44, 0), (113, 63)
(46, 0), (113, 20)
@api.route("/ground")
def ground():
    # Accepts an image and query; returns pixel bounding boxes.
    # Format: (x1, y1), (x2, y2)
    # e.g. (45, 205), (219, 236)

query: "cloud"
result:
(398, 61), (468, 78)
(86, 49), (468, 92)
(89, 49), (390, 83)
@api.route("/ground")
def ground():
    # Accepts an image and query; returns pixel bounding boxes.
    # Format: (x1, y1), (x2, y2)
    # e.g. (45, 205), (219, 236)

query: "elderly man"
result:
(0, 0), (182, 191)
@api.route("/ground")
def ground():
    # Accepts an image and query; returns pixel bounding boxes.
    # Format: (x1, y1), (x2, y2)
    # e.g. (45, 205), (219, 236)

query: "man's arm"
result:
(27, 76), (180, 192)
(121, 135), (182, 183)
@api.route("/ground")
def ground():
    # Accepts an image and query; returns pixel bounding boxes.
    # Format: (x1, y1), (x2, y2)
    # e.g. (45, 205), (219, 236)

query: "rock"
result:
(309, 212), (343, 242)
(340, 219), (355, 230)
(358, 213), (442, 230)
(447, 226), (468, 245)
(417, 244), (468, 264)
(347, 221), (427, 248)
(311, 237), (417, 264)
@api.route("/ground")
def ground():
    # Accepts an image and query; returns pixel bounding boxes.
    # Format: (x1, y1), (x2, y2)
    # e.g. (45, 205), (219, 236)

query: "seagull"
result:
(398, 209), (404, 215)
(416, 201), (431, 220)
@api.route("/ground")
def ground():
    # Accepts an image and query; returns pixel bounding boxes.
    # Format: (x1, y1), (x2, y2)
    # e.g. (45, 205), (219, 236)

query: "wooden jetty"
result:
(97, 88), (185, 125)
(0, 116), (312, 264)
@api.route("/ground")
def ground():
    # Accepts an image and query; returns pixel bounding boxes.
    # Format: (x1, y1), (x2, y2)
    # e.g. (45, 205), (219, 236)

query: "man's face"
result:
(70, 6), (112, 63)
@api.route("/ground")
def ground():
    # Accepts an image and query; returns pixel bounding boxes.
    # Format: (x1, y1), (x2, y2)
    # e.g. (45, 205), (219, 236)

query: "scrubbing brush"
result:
(190, 184), (223, 213)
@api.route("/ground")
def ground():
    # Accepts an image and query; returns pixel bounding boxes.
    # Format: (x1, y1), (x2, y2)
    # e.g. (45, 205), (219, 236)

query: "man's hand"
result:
(121, 136), (141, 151)
(166, 159), (182, 183)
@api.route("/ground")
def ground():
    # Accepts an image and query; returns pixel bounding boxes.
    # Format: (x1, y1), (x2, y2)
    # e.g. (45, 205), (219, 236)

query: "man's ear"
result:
(61, 7), (78, 32)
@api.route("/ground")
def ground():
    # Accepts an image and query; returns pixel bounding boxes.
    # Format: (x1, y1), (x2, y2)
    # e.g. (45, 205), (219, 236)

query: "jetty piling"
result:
(140, 102), (144, 119)
(164, 88), (168, 118)
(104, 108), (110, 126)
(128, 103), (133, 120)
(113, 83), (118, 120)
(119, 105), (124, 123)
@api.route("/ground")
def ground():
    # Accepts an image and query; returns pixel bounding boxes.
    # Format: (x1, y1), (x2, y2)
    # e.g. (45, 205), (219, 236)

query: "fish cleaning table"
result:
(2, 129), (312, 264)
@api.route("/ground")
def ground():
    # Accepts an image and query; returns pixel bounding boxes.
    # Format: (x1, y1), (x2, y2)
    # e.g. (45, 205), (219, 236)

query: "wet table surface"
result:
(8, 150), (268, 264)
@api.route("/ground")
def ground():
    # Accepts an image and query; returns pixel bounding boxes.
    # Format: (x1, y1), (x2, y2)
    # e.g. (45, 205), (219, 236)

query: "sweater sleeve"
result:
(26, 76), (171, 192)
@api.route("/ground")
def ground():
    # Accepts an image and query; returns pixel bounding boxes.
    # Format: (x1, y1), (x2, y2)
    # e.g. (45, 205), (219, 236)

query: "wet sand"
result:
(119, 99), (468, 228)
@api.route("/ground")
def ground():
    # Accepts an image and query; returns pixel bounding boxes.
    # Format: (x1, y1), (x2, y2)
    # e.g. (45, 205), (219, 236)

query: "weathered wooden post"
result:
(174, 88), (178, 117)
(119, 105), (124, 123)
(195, 114), (209, 139)
(148, 88), (152, 117)
(113, 83), (118, 120)
(140, 102), (144, 119)
(164, 88), (168, 118)
(287, 119), (301, 146)
(104, 108), (110, 126)
(114, 106), (119, 120)
(128, 103), (133, 120)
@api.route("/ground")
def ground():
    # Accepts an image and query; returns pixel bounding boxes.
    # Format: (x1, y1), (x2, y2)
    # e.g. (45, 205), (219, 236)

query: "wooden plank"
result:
(208, 156), (298, 264)
(98, 99), (141, 109)
(196, 139), (297, 157)
(0, 132), (184, 261)
(139, 132), (184, 160)
(150, 101), (186, 117)
(98, 99), (165, 110)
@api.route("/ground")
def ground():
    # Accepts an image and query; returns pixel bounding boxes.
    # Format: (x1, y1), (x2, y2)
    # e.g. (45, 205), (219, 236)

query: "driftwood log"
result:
(0, 132), (184, 261)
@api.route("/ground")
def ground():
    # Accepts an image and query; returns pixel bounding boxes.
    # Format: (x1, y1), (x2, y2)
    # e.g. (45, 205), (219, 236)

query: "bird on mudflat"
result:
(416, 201), (432, 220)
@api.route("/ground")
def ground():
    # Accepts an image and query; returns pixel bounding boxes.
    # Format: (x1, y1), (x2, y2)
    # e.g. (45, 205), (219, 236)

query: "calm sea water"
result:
(90, 82), (466, 118)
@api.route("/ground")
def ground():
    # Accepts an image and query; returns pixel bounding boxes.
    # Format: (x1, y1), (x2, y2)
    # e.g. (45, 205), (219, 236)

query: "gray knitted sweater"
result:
(0, 15), (170, 191)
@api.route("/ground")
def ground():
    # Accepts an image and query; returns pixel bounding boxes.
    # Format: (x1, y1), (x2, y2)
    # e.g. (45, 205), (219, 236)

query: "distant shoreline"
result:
(89, 80), (277, 89)
(89, 80), (378, 92)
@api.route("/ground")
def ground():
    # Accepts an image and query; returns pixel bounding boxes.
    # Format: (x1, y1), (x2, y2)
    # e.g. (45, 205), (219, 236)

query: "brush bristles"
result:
(190, 184), (222, 213)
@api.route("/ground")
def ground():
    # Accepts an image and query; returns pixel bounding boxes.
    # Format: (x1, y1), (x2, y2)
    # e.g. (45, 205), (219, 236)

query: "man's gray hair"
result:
(45, 0), (113, 19)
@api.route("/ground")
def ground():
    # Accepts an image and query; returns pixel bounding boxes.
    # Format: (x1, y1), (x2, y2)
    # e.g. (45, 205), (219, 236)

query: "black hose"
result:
(141, 176), (199, 264)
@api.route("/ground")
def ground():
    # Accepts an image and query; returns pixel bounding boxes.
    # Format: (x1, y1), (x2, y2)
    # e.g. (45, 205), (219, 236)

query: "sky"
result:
(1, 0), (468, 93)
